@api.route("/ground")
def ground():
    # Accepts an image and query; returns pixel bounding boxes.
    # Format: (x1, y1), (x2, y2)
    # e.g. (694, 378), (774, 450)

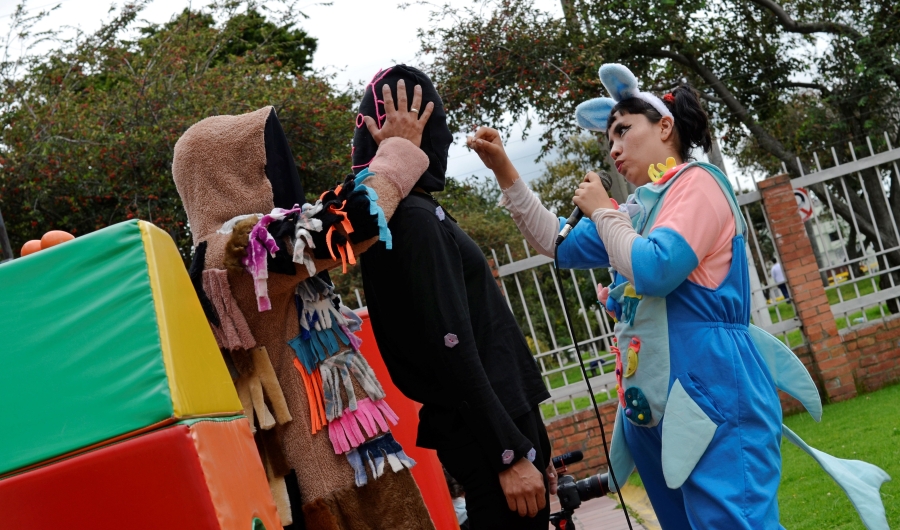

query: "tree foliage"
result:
(531, 133), (610, 214)
(0, 2), (354, 257)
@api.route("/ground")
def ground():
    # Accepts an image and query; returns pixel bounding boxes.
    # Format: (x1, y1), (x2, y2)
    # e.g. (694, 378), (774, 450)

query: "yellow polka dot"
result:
(638, 414), (645, 420)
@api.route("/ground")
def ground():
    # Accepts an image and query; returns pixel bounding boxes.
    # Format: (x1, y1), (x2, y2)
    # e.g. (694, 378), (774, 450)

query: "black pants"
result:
(437, 408), (551, 530)
(778, 283), (790, 300)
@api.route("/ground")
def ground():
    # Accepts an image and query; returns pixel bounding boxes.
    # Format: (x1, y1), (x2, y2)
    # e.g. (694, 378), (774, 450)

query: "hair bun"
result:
(670, 85), (712, 159)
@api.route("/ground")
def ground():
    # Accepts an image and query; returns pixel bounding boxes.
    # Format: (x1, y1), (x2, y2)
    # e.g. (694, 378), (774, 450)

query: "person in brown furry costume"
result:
(172, 85), (437, 530)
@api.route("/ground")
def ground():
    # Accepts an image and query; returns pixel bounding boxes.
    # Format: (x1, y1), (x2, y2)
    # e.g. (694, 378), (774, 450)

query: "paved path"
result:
(547, 495), (646, 530)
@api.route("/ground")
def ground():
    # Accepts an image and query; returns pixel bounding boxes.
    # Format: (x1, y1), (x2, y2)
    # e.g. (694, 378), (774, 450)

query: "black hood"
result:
(264, 108), (305, 275)
(351, 65), (452, 193)
(264, 108), (305, 208)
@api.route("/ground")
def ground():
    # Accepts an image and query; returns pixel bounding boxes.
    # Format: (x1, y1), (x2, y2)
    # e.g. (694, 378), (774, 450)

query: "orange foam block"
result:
(0, 417), (279, 530)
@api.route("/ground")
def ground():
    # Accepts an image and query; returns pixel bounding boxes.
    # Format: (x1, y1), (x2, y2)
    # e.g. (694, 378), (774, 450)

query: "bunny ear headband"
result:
(574, 63), (673, 133)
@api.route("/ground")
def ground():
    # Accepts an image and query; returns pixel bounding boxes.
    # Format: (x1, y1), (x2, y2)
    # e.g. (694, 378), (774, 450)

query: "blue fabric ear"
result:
(599, 64), (639, 101)
(575, 97), (617, 131)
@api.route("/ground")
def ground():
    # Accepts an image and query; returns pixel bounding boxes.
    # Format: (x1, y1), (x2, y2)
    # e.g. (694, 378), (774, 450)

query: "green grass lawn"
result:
(779, 384), (900, 529)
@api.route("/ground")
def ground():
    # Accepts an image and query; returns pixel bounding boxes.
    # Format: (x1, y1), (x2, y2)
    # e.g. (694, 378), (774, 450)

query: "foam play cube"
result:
(0, 220), (242, 476)
(0, 416), (280, 529)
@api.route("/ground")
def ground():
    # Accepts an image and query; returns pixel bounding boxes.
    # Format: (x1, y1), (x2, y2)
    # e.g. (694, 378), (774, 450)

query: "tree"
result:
(531, 133), (611, 214)
(420, 0), (900, 311)
(0, 2), (354, 258)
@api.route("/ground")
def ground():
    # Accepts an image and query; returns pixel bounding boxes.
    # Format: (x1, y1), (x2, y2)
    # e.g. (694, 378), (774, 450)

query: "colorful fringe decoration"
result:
(243, 206), (304, 311)
(354, 168), (392, 249)
(294, 358), (327, 434)
(346, 433), (416, 487)
(327, 398), (399, 454)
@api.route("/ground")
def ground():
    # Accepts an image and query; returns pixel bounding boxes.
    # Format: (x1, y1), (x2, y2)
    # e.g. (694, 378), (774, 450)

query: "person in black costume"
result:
(356, 65), (554, 529)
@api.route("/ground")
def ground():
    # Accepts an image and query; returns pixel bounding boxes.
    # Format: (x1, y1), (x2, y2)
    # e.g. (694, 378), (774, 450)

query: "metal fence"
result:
(491, 243), (618, 419)
(786, 133), (900, 328)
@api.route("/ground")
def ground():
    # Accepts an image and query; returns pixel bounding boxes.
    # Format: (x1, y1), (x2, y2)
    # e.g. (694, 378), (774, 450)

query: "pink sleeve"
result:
(367, 137), (429, 196)
(651, 167), (735, 288)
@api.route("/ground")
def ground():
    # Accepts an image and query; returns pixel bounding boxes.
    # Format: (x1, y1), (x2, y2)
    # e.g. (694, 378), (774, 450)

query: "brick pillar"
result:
(758, 174), (857, 402)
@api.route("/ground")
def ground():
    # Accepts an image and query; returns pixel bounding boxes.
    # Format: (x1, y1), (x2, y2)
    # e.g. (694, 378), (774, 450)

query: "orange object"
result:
(0, 417), (280, 530)
(40, 230), (74, 249)
(20, 240), (41, 256)
(355, 309), (460, 530)
(294, 358), (327, 434)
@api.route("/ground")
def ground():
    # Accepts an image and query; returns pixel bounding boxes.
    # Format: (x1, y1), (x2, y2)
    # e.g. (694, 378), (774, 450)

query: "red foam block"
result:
(0, 418), (279, 530)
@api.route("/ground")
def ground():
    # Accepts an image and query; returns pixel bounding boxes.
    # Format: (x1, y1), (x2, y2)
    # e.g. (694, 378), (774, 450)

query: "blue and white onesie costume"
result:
(500, 157), (890, 529)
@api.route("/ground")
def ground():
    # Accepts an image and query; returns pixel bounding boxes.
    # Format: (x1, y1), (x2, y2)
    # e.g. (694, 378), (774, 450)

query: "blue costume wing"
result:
(748, 324), (823, 421)
(783, 425), (891, 530)
(607, 407), (636, 493)
(660, 377), (722, 489)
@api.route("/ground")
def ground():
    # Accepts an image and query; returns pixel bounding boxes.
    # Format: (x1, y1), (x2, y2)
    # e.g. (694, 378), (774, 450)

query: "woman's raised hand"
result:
(467, 126), (520, 188)
(364, 79), (435, 147)
(466, 126), (510, 171)
(573, 171), (615, 214)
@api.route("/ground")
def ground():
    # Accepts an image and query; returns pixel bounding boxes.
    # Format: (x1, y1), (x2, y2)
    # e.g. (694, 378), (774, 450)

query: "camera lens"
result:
(575, 473), (610, 501)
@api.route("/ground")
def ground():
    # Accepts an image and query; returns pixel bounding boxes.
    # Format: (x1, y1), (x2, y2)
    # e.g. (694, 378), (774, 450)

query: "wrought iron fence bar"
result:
(507, 244), (542, 355)
(849, 142), (887, 253)
(836, 175), (866, 302)
(815, 244), (900, 272)
(546, 372), (617, 401)
(498, 254), (554, 276)
(791, 145), (900, 189)
(525, 240), (559, 351)
(831, 287), (900, 315)
(736, 191), (761, 206)
(815, 155), (853, 295)
(865, 139), (900, 266)
(491, 248), (515, 313)
(532, 336), (613, 364)
(756, 318), (802, 336)
(587, 268), (615, 353)
(569, 269), (596, 343)
(742, 205), (785, 323)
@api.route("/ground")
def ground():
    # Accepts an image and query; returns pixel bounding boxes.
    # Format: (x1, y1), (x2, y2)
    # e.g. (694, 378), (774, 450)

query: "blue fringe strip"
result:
(353, 168), (393, 250)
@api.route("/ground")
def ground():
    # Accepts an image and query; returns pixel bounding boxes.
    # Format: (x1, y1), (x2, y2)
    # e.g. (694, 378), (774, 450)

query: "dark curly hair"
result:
(606, 85), (712, 161)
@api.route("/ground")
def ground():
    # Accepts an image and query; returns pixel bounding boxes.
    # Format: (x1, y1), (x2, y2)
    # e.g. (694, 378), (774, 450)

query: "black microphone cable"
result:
(553, 232), (633, 529)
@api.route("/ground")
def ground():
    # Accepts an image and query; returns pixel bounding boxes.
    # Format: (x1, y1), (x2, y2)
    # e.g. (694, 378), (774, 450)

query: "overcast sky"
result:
(0, 0), (746, 196)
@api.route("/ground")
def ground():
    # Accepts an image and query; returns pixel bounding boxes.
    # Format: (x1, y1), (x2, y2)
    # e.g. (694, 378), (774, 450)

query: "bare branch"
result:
(642, 47), (803, 176)
(747, 0), (862, 40)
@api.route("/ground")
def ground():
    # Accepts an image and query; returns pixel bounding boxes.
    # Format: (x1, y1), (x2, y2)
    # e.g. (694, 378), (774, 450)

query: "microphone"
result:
(555, 171), (613, 246)
(552, 450), (584, 471)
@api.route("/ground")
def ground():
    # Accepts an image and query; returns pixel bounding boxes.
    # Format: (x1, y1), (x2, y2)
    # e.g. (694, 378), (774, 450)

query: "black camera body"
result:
(550, 473), (611, 529)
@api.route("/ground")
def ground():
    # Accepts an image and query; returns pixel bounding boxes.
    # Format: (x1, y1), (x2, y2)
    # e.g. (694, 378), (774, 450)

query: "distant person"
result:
(770, 257), (789, 300)
(444, 467), (471, 530)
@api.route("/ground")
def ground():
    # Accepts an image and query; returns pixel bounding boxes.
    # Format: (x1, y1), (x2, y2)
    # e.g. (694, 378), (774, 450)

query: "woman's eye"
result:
(621, 126), (630, 137)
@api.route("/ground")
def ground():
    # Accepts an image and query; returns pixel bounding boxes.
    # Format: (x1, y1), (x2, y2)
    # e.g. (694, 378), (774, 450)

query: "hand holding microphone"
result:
(557, 171), (614, 245)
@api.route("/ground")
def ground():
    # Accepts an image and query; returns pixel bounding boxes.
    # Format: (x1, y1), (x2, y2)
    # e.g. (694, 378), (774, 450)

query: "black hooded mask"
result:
(351, 65), (453, 193)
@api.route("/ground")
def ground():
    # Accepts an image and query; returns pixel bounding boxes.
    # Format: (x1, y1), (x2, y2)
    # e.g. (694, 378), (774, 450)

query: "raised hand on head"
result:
(364, 79), (435, 147)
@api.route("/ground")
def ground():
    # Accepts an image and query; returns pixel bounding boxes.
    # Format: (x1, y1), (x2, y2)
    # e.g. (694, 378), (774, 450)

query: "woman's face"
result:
(606, 111), (676, 187)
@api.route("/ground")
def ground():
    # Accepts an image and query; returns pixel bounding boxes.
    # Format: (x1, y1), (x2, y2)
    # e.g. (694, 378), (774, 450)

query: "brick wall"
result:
(841, 314), (900, 392)
(544, 401), (618, 479)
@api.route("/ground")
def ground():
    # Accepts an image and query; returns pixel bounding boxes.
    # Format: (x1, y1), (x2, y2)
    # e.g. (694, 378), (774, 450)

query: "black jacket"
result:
(360, 192), (549, 472)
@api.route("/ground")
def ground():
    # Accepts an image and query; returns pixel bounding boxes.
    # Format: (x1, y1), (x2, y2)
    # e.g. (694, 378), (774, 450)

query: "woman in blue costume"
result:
(467, 63), (890, 529)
